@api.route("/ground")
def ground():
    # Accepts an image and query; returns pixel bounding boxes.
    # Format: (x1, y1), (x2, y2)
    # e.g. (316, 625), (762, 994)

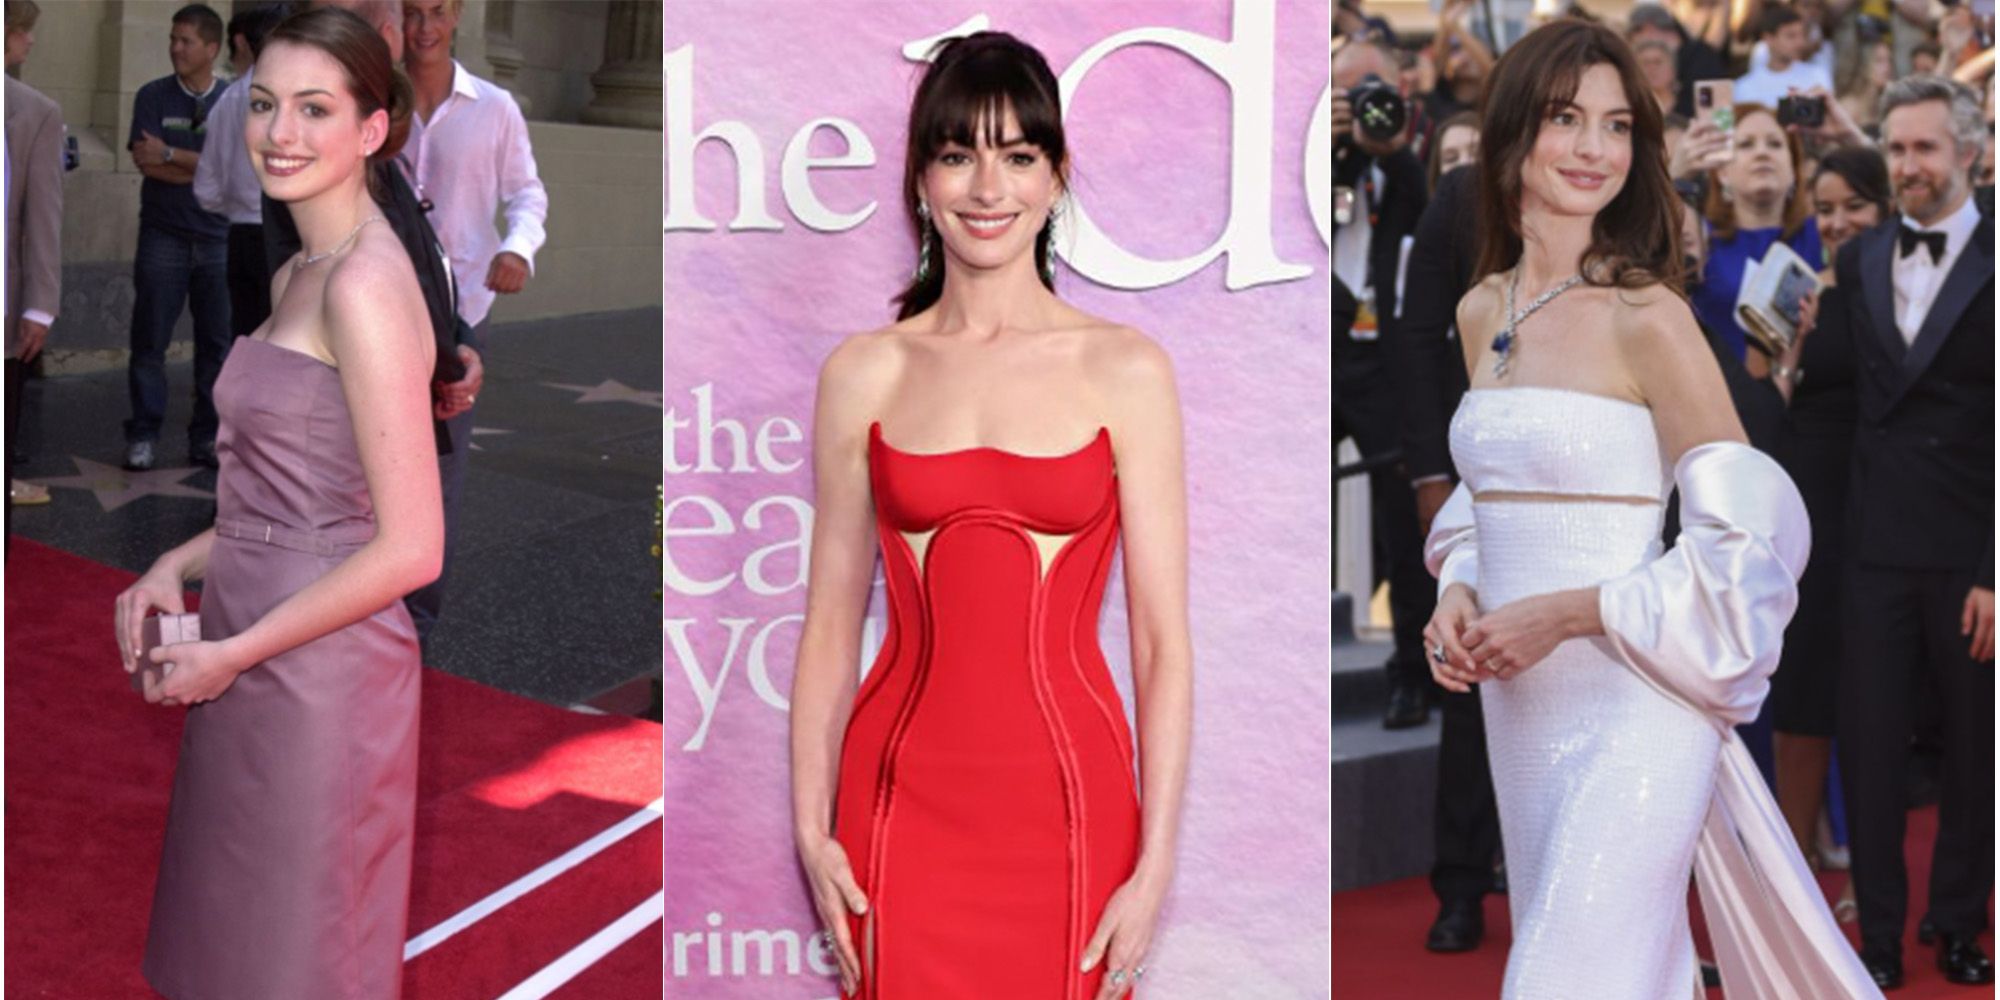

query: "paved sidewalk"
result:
(8, 307), (663, 709)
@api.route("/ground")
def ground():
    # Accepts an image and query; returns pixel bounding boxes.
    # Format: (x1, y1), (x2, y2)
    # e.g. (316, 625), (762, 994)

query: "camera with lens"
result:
(1346, 74), (1409, 145)
(1777, 95), (1826, 129)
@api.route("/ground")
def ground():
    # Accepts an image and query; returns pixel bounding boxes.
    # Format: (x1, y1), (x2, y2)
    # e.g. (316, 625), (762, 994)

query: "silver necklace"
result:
(293, 215), (386, 271)
(1492, 267), (1585, 377)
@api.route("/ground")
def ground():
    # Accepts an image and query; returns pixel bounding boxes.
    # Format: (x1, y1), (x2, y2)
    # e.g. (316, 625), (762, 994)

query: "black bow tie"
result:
(1899, 224), (1947, 263)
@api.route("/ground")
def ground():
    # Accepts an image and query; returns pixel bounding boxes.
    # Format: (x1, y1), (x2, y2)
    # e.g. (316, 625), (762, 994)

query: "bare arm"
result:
(1622, 289), (1749, 461)
(1952, 47), (1997, 85)
(1104, 332), (1194, 883)
(789, 338), (892, 843)
(209, 243), (443, 671)
(1459, 288), (1747, 677)
(789, 336), (893, 995)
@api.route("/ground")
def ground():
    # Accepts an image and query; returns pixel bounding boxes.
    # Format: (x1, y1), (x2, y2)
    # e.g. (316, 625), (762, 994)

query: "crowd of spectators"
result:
(1335, 0), (1994, 984)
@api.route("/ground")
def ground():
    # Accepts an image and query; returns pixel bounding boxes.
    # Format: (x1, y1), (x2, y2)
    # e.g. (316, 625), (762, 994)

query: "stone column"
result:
(579, 0), (660, 129)
(481, 0), (530, 116)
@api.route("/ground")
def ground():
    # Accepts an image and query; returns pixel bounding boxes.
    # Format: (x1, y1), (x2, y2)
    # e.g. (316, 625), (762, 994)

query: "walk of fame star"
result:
(541, 380), (663, 408)
(31, 457), (214, 512)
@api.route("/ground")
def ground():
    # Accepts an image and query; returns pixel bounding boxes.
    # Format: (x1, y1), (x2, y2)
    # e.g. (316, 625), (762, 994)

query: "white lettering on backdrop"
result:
(663, 0), (1333, 291)
(665, 385), (884, 751)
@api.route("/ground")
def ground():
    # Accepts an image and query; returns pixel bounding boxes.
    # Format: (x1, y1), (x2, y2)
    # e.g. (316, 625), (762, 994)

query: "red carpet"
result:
(1334, 801), (1994, 997)
(4, 538), (662, 998)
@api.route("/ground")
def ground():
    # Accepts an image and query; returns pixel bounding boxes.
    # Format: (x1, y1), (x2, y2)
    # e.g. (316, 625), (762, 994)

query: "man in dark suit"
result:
(1823, 76), (1994, 989)
(1391, 161), (1501, 952)
(6, 3), (64, 555)
(1333, 38), (1434, 729)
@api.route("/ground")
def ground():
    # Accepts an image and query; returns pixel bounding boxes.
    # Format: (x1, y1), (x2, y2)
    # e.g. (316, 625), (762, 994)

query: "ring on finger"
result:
(1110, 969), (1128, 986)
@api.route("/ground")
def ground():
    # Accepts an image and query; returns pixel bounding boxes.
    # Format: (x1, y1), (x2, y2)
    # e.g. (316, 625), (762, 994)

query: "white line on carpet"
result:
(493, 890), (664, 1000)
(404, 798), (665, 960)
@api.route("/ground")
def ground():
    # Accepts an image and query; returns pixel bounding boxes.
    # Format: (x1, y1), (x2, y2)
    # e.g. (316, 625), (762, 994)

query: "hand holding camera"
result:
(1334, 73), (1411, 158)
(1779, 85), (1868, 149)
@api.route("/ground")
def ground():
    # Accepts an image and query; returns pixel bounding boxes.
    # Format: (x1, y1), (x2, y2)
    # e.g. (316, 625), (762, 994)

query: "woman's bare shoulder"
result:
(818, 325), (910, 398)
(1455, 272), (1506, 349)
(1607, 280), (1703, 353)
(321, 229), (426, 355)
(1070, 315), (1173, 391)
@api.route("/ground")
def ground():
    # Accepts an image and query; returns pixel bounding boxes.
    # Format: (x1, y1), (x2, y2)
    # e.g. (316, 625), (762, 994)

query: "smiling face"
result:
(245, 40), (387, 204)
(1882, 97), (1977, 225)
(1812, 169), (1883, 262)
(1518, 62), (1635, 220)
(919, 102), (1061, 278)
(169, 20), (220, 80)
(1721, 109), (1795, 205)
(403, 0), (458, 69)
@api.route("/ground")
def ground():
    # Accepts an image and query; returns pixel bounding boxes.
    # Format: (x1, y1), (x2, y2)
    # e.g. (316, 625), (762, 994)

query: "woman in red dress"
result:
(788, 31), (1194, 1000)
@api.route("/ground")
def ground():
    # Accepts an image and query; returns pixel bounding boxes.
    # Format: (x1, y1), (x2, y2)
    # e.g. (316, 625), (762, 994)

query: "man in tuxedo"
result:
(1391, 161), (1502, 952)
(1333, 38), (1434, 729)
(260, 0), (482, 644)
(1825, 75), (1994, 989)
(6, 1), (63, 555)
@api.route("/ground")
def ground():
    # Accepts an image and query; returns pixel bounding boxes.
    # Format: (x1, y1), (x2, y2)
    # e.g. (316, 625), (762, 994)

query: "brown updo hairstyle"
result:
(894, 31), (1070, 320)
(1701, 103), (1812, 242)
(1475, 18), (1685, 295)
(264, 6), (414, 202)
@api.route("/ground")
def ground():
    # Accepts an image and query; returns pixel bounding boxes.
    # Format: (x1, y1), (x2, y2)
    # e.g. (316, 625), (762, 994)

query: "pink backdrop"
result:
(664, 3), (1332, 996)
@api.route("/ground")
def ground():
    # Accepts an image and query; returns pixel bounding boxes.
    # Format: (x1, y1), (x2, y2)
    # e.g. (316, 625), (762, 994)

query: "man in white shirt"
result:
(193, 3), (285, 340)
(402, 0), (547, 333)
(1735, 5), (1834, 108)
(400, 0), (549, 637)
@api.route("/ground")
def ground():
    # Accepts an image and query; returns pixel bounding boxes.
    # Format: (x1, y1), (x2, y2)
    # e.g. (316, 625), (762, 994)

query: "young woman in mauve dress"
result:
(114, 8), (440, 998)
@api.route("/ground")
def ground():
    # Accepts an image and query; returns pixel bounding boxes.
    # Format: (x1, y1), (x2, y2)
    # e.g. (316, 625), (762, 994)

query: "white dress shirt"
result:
(404, 61), (548, 328)
(192, 70), (262, 226)
(1892, 194), (1982, 344)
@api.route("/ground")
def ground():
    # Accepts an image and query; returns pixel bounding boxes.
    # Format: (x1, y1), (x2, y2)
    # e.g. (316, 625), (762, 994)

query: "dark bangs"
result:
(907, 42), (1065, 164)
(894, 32), (1069, 319)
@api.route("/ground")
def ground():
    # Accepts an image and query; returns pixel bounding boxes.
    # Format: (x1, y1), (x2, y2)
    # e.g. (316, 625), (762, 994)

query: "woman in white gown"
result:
(1421, 20), (1881, 999)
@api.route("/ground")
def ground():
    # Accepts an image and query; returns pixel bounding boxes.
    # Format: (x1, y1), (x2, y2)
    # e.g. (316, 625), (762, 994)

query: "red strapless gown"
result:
(833, 422), (1142, 999)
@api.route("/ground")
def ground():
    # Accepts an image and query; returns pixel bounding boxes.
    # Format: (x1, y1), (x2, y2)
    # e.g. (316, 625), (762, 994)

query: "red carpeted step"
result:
(1333, 802), (1993, 998)
(4, 539), (663, 998)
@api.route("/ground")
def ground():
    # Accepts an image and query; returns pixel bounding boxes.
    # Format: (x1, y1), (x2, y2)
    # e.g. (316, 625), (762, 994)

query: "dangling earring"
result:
(1040, 200), (1061, 286)
(913, 202), (935, 284)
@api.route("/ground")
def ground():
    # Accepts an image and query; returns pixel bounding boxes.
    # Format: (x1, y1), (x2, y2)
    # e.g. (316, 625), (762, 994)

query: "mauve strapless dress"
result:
(142, 337), (419, 1000)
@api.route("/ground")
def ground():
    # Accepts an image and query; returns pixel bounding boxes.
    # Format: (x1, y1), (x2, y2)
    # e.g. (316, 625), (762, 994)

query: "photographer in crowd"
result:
(1332, 37), (1436, 731)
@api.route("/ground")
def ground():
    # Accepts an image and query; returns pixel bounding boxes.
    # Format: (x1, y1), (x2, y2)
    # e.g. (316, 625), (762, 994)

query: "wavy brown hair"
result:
(1701, 103), (1812, 242)
(1474, 18), (1685, 294)
(893, 32), (1069, 320)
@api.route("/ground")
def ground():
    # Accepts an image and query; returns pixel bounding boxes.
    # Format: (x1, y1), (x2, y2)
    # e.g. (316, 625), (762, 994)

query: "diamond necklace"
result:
(293, 214), (386, 271)
(1492, 267), (1585, 377)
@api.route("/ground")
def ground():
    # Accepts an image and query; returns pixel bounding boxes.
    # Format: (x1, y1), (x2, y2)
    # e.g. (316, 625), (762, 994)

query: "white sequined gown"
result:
(1451, 387), (1708, 995)
(1432, 386), (1881, 1000)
